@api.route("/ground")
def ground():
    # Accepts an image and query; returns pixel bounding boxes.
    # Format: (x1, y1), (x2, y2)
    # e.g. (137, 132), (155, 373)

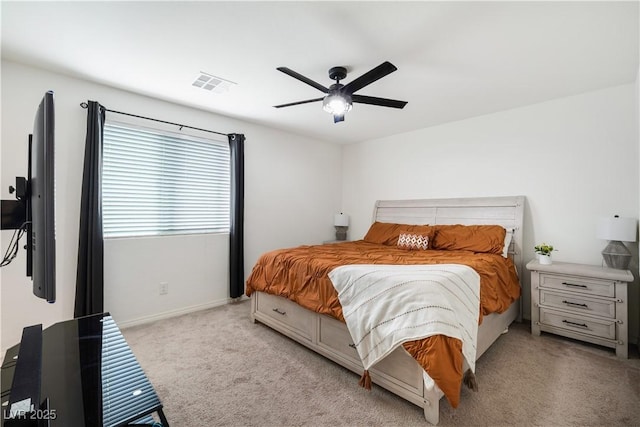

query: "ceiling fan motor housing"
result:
(328, 83), (345, 93)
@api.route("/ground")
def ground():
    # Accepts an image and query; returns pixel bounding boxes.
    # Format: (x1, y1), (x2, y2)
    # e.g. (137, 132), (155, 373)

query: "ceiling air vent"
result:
(192, 72), (236, 93)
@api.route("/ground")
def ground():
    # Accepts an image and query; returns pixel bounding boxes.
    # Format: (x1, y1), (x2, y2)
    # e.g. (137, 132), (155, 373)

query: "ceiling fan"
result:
(274, 61), (408, 123)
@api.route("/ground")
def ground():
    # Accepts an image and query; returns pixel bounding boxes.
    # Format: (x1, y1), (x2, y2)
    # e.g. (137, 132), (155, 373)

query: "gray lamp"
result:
(596, 215), (637, 270)
(334, 213), (349, 241)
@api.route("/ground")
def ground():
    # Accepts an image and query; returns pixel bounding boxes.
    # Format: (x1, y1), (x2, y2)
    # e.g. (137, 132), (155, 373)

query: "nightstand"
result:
(526, 260), (633, 358)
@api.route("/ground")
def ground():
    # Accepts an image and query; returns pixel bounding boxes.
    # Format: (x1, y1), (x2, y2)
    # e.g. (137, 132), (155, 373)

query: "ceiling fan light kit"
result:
(274, 61), (407, 123)
(322, 93), (352, 114)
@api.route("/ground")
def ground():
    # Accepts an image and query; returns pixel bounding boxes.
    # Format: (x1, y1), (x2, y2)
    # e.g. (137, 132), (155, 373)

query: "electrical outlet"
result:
(159, 282), (169, 295)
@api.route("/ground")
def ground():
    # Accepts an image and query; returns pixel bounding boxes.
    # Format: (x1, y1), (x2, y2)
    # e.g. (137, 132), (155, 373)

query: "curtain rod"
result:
(80, 102), (229, 137)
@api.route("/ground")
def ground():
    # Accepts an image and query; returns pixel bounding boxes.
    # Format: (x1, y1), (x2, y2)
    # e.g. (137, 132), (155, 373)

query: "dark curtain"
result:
(228, 133), (245, 298)
(74, 101), (105, 318)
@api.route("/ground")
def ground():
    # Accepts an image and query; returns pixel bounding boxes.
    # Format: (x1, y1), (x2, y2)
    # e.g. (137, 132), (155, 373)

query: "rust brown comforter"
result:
(245, 240), (520, 407)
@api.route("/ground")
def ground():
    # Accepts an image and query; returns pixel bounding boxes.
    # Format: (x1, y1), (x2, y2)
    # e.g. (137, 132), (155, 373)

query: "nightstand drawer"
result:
(539, 289), (615, 319)
(539, 274), (615, 298)
(539, 307), (616, 340)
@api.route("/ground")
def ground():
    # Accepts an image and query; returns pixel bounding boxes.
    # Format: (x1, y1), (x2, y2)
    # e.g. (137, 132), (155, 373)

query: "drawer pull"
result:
(562, 282), (588, 289)
(562, 300), (588, 309)
(562, 319), (590, 330)
(348, 343), (357, 349)
(272, 308), (286, 316)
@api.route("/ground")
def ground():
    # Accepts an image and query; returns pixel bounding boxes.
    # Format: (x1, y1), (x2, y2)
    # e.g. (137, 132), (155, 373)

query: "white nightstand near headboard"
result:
(372, 196), (526, 277)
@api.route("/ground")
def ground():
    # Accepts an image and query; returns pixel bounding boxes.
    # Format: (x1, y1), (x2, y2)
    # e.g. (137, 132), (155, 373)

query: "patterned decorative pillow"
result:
(397, 233), (430, 250)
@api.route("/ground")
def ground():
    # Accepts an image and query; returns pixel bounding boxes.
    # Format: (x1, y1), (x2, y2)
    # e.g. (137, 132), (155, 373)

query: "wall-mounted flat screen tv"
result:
(1, 90), (56, 303)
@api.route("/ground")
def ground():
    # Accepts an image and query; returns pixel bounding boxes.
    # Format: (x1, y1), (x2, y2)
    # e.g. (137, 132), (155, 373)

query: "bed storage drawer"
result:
(255, 292), (313, 340)
(318, 315), (361, 365)
(318, 315), (423, 395)
(371, 346), (424, 394)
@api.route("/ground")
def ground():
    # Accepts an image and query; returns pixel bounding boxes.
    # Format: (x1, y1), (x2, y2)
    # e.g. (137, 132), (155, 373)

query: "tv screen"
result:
(29, 90), (56, 303)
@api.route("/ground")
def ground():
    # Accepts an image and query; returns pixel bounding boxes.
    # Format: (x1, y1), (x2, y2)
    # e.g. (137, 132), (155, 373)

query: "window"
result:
(102, 122), (230, 238)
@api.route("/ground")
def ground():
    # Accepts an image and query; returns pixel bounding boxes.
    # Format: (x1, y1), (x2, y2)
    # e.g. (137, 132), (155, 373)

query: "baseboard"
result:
(117, 295), (249, 329)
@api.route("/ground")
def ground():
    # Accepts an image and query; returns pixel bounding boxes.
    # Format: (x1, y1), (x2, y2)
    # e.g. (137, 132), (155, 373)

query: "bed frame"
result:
(250, 196), (525, 425)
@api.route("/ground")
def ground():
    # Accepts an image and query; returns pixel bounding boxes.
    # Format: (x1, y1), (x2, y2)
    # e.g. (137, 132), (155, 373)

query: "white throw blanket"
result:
(328, 264), (480, 380)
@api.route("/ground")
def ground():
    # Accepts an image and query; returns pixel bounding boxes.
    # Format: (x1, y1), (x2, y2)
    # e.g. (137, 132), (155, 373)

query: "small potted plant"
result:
(534, 243), (555, 265)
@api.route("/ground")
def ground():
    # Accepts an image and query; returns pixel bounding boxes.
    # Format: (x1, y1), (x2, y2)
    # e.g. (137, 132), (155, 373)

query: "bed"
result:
(246, 196), (525, 424)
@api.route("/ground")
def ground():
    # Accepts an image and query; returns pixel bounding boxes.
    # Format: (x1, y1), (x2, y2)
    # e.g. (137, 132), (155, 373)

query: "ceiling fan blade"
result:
(342, 61), (398, 95)
(273, 97), (324, 108)
(277, 67), (329, 93)
(352, 94), (407, 109)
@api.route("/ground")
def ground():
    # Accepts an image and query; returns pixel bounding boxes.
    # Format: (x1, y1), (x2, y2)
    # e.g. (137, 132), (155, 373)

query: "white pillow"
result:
(502, 229), (513, 258)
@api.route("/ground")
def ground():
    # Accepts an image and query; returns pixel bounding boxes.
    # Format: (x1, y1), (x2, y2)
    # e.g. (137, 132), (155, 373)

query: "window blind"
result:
(103, 122), (230, 238)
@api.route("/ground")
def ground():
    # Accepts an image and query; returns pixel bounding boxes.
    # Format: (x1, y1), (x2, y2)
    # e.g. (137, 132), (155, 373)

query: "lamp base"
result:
(335, 226), (348, 241)
(601, 240), (632, 270)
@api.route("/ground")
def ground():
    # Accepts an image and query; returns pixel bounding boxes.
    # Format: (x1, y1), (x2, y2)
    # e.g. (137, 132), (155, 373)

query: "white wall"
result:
(1, 60), (342, 352)
(342, 84), (640, 341)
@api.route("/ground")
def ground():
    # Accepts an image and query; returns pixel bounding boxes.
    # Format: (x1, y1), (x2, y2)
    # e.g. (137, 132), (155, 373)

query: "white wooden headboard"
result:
(372, 196), (526, 275)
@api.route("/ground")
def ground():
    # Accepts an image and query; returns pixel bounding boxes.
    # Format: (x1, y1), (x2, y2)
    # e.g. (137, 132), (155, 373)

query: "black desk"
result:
(1, 313), (169, 426)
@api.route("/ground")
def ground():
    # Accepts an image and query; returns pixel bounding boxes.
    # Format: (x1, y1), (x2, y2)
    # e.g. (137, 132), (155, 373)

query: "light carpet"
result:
(122, 300), (640, 426)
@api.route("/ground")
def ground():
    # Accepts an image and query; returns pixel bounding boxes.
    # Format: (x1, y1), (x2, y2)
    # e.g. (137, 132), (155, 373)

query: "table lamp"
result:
(334, 213), (349, 241)
(596, 215), (637, 269)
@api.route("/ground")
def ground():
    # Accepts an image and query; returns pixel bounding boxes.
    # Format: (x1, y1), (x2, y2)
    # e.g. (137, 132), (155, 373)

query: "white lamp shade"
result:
(334, 213), (349, 227)
(596, 216), (637, 242)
